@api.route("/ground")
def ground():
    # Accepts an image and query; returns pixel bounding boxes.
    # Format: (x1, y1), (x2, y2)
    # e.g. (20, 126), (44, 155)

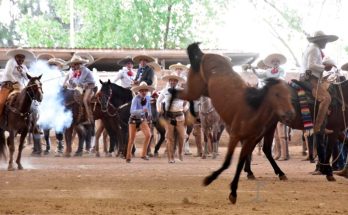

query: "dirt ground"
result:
(0, 135), (347, 215)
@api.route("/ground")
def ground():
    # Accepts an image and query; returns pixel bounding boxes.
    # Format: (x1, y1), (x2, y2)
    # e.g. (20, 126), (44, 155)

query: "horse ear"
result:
(38, 74), (42, 80)
(99, 79), (104, 85)
(26, 73), (32, 80)
(108, 79), (111, 84)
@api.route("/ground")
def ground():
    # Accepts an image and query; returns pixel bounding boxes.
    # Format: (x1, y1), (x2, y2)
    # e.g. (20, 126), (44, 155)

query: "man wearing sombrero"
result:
(63, 55), (96, 125)
(156, 72), (188, 163)
(113, 56), (135, 89)
(133, 54), (155, 86)
(302, 30), (338, 134)
(0, 47), (36, 116)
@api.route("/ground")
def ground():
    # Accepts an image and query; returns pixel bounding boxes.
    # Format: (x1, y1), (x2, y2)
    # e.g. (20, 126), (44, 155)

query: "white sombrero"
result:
(169, 62), (187, 71)
(322, 56), (336, 66)
(48, 58), (69, 70)
(133, 54), (155, 64)
(341, 62), (348, 71)
(307, 30), (338, 43)
(6, 47), (36, 61)
(162, 71), (186, 83)
(66, 55), (89, 66)
(147, 61), (161, 72)
(263, 53), (287, 67)
(131, 81), (155, 93)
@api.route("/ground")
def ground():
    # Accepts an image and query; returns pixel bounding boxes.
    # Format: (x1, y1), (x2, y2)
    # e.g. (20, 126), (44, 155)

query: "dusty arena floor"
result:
(0, 140), (347, 215)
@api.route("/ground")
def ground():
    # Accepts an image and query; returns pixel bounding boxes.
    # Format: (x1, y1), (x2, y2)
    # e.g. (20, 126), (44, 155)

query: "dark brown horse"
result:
(0, 74), (43, 170)
(169, 43), (295, 204)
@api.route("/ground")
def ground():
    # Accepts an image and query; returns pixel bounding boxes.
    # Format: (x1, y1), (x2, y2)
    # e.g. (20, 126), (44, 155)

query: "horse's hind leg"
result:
(16, 132), (28, 170)
(244, 153), (255, 180)
(7, 133), (15, 171)
(203, 136), (239, 186)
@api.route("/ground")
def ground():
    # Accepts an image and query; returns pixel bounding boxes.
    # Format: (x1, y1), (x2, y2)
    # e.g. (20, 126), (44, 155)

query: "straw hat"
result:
(66, 55), (89, 66)
(133, 54), (155, 64)
(6, 47), (36, 61)
(322, 56), (336, 66)
(307, 30), (338, 43)
(118, 56), (134, 66)
(341, 62), (348, 71)
(169, 62), (187, 71)
(48, 58), (69, 70)
(147, 61), (161, 72)
(37, 53), (55, 61)
(162, 71), (186, 82)
(74, 52), (94, 65)
(263, 53), (287, 67)
(131, 81), (155, 93)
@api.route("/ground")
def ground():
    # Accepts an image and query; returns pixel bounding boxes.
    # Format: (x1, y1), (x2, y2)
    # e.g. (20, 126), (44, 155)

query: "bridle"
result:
(97, 86), (129, 117)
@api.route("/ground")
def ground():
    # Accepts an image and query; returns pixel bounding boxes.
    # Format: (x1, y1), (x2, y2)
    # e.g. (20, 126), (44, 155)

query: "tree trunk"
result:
(163, 4), (173, 49)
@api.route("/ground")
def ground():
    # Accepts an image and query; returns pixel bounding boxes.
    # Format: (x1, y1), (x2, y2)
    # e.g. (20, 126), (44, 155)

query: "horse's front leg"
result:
(16, 130), (28, 170)
(64, 126), (74, 157)
(324, 132), (338, 181)
(229, 140), (253, 204)
(7, 132), (16, 171)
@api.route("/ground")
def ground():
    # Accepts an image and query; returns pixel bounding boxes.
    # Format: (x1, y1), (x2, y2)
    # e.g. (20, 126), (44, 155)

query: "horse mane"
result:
(187, 42), (204, 72)
(245, 78), (281, 110)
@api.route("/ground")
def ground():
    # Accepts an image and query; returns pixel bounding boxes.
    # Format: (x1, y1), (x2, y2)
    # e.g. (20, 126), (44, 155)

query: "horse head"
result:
(26, 73), (43, 102)
(98, 79), (133, 109)
(245, 78), (295, 124)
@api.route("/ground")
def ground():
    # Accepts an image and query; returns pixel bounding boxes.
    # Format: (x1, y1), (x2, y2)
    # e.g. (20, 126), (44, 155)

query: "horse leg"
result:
(74, 125), (86, 156)
(0, 129), (6, 159)
(244, 153), (255, 180)
(94, 122), (104, 157)
(324, 133), (337, 181)
(154, 122), (165, 156)
(64, 127), (73, 157)
(263, 129), (287, 180)
(202, 131), (208, 159)
(16, 131), (28, 170)
(229, 141), (252, 204)
(203, 136), (239, 186)
(7, 132), (15, 171)
(102, 129), (108, 154)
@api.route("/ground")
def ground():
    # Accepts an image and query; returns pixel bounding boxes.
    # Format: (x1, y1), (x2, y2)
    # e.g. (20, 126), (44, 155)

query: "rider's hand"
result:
(324, 64), (333, 71)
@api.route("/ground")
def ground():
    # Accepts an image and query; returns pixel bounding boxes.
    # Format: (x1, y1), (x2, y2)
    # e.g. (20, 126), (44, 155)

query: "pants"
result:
(126, 120), (151, 160)
(166, 120), (186, 161)
(273, 122), (289, 159)
(83, 87), (94, 123)
(310, 78), (331, 133)
(44, 129), (64, 152)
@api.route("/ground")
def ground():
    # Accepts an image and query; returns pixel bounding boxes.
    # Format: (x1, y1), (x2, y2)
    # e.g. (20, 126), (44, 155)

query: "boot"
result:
(334, 165), (348, 178)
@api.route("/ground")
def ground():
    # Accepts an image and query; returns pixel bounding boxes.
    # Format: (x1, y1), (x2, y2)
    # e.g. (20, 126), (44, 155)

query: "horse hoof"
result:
(8, 166), (15, 171)
(279, 175), (288, 181)
(96, 152), (100, 157)
(229, 193), (237, 204)
(203, 175), (214, 186)
(247, 174), (256, 180)
(202, 155), (206, 159)
(326, 175), (336, 182)
(64, 153), (71, 158)
(17, 165), (24, 170)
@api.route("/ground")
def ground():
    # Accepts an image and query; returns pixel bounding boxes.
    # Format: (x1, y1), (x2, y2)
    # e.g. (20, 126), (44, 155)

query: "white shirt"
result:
(253, 67), (285, 88)
(156, 86), (188, 121)
(1, 58), (29, 90)
(301, 43), (325, 78)
(113, 67), (135, 88)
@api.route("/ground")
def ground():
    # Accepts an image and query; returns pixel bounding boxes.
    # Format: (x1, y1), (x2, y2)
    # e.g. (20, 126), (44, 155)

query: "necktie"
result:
(271, 68), (278, 74)
(320, 50), (325, 59)
(127, 69), (133, 76)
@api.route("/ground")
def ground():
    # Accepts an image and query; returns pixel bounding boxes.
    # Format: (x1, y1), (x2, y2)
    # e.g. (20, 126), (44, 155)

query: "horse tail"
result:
(0, 128), (7, 160)
(187, 42), (204, 72)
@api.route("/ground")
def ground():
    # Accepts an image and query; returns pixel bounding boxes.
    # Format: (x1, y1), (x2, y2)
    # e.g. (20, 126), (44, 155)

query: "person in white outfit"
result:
(113, 57), (136, 89)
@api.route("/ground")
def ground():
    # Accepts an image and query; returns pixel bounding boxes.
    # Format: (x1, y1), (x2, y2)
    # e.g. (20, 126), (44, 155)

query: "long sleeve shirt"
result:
(130, 94), (152, 119)
(1, 58), (29, 90)
(66, 66), (96, 88)
(156, 86), (188, 121)
(301, 43), (324, 78)
(253, 67), (285, 88)
(113, 67), (135, 88)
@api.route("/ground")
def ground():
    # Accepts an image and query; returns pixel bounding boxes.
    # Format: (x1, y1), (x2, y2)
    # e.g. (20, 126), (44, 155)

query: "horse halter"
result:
(26, 79), (43, 102)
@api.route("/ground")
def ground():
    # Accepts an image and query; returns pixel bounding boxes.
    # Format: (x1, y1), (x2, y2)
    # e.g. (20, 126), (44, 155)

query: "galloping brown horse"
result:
(169, 43), (295, 204)
(0, 74), (43, 170)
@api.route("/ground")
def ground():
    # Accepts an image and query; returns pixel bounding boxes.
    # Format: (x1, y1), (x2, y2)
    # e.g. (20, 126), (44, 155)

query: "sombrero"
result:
(37, 53), (55, 61)
(263, 53), (287, 67)
(169, 62), (187, 71)
(74, 52), (94, 65)
(147, 61), (161, 72)
(322, 56), (336, 66)
(131, 81), (155, 93)
(6, 47), (36, 61)
(48, 58), (69, 70)
(307, 30), (338, 43)
(133, 54), (155, 64)
(66, 55), (88, 66)
(341, 62), (348, 71)
(118, 56), (134, 66)
(162, 71), (186, 83)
